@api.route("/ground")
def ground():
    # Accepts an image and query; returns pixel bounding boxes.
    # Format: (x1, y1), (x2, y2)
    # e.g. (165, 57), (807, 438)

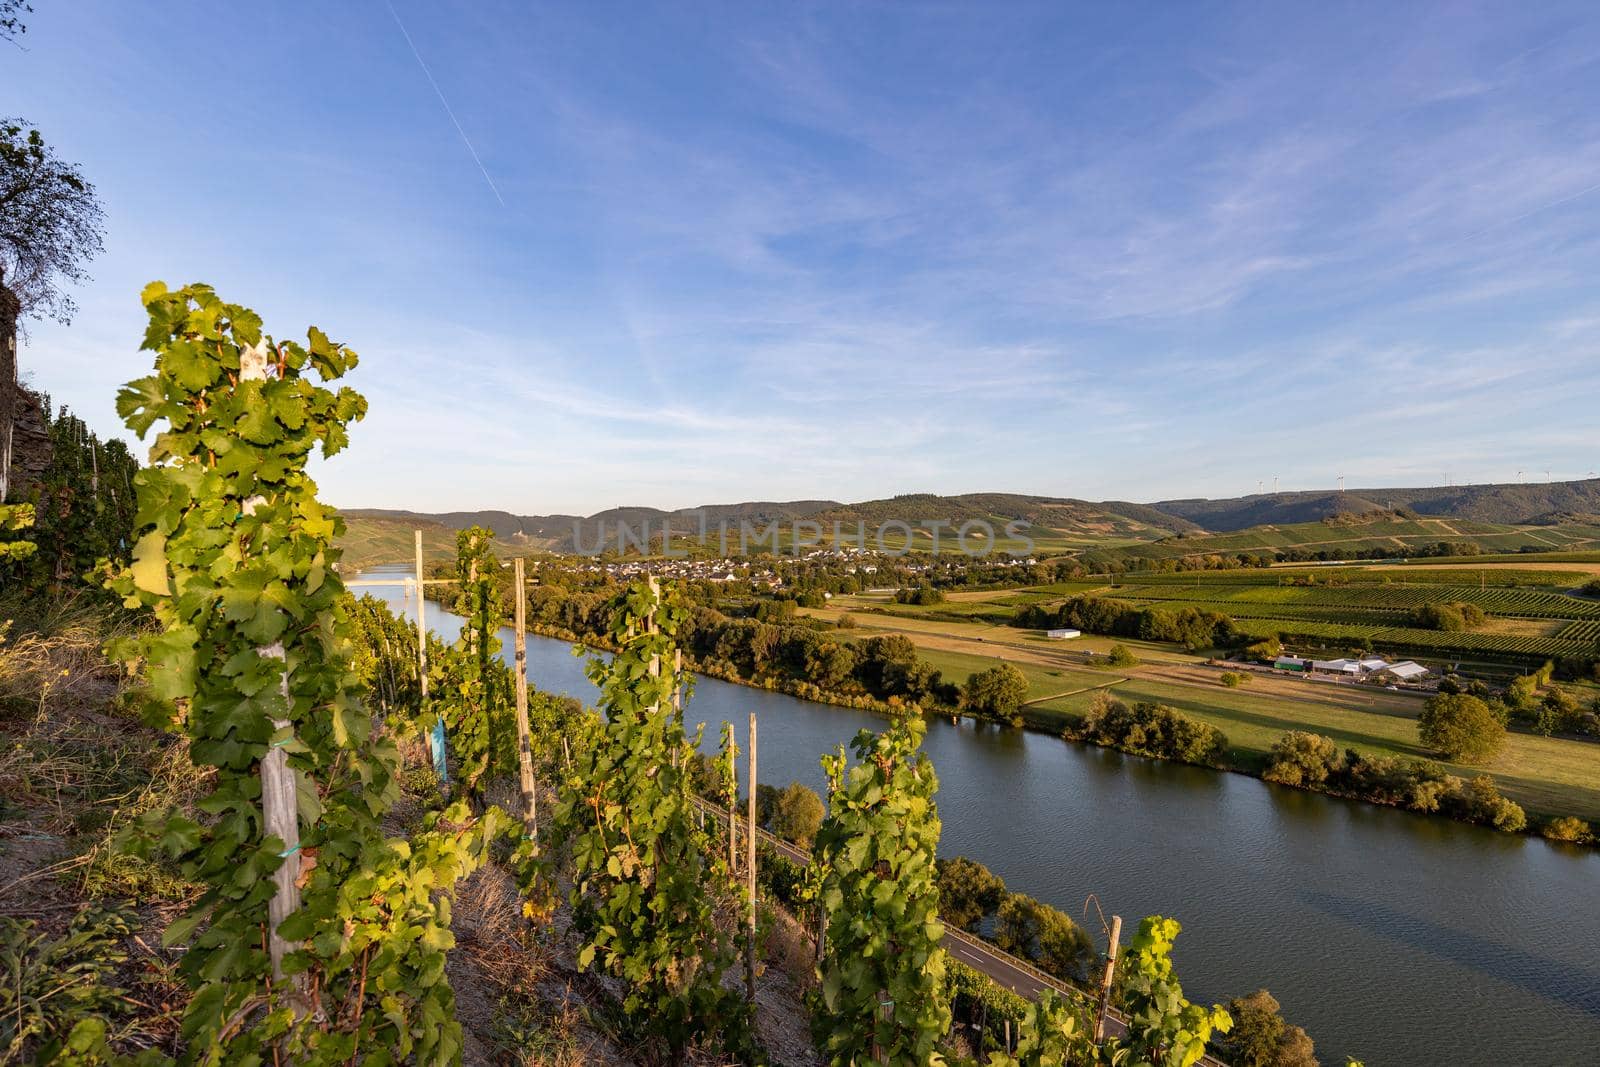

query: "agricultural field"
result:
(1087, 564), (1600, 666)
(818, 598), (1600, 822)
(1026, 673), (1600, 822)
(1085, 515), (1600, 565)
(912, 646), (1114, 703)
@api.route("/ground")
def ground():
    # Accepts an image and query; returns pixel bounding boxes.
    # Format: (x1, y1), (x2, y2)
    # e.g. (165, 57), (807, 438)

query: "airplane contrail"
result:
(384, 0), (506, 207)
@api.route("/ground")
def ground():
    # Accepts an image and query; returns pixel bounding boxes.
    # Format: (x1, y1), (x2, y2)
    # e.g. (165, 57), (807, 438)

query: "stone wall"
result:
(0, 283), (53, 502)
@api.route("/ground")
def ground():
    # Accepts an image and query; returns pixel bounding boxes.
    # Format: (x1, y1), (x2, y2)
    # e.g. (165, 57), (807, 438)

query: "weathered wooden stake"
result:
(414, 531), (428, 696)
(415, 530), (447, 784)
(238, 353), (301, 991)
(873, 990), (894, 1061)
(260, 639), (301, 986)
(513, 558), (536, 834)
(1094, 914), (1123, 1043)
(746, 712), (758, 1003)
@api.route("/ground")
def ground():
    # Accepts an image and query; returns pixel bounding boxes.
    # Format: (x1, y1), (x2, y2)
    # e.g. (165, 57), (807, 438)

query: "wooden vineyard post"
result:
(872, 990), (894, 1062)
(746, 712), (758, 1003)
(513, 558), (536, 834)
(1094, 914), (1123, 1043)
(259, 640), (300, 985)
(728, 752), (739, 879)
(416, 530), (446, 784)
(237, 354), (302, 990)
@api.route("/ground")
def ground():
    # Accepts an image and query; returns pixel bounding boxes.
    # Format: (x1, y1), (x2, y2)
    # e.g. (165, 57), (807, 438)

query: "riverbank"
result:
(368, 567), (1600, 1065)
(478, 598), (1598, 850)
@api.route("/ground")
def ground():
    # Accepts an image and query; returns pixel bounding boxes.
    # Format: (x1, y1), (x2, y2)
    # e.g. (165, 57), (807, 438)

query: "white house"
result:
(1046, 628), (1082, 640)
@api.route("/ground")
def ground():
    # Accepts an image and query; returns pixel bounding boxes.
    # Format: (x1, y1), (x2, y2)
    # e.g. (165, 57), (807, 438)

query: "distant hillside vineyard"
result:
(339, 478), (1600, 563)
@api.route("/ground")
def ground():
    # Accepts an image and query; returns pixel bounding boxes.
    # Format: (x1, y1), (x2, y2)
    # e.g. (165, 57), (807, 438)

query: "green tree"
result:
(768, 780), (824, 848)
(0, 118), (105, 325)
(995, 892), (1093, 981)
(1108, 644), (1138, 668)
(936, 855), (1006, 931)
(1218, 989), (1318, 1067)
(1418, 693), (1505, 764)
(1263, 732), (1342, 787)
(813, 716), (949, 1066)
(962, 663), (1030, 718)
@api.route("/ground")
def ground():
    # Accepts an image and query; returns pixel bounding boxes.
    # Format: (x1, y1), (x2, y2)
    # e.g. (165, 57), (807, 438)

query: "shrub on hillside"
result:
(1219, 671), (1251, 688)
(1107, 644), (1139, 668)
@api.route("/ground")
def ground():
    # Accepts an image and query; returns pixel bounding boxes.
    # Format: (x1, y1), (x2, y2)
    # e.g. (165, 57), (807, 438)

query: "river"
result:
(355, 565), (1600, 1065)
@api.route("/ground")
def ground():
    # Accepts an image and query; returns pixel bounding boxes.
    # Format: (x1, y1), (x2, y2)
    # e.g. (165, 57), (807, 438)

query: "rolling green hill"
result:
(336, 515), (526, 569)
(345, 493), (1195, 554)
(1147, 477), (1600, 531)
(1080, 511), (1600, 566)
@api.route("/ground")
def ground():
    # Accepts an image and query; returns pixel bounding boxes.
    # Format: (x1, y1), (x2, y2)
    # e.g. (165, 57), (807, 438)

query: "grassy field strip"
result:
(1027, 673), (1600, 821)
(1020, 678), (1125, 705)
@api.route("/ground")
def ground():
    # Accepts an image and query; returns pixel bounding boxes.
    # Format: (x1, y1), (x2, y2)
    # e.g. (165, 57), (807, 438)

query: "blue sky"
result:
(10, 1), (1600, 513)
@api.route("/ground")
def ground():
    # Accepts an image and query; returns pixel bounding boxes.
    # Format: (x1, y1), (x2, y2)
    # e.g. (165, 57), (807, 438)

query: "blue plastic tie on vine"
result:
(279, 843), (301, 859)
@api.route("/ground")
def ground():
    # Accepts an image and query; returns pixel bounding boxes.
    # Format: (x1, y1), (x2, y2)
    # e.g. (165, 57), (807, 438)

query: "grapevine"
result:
(547, 577), (752, 1061)
(106, 282), (505, 1064)
(812, 715), (950, 1066)
(432, 525), (512, 800)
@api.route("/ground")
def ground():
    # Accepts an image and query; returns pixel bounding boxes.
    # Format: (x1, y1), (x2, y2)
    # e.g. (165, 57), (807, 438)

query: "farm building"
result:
(1046, 628), (1082, 640)
(1274, 656), (1311, 672)
(1310, 658), (1363, 676)
(1376, 661), (1431, 682)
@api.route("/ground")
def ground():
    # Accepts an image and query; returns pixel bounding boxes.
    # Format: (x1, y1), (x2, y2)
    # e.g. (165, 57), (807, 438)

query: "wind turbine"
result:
(1337, 475), (1345, 492)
